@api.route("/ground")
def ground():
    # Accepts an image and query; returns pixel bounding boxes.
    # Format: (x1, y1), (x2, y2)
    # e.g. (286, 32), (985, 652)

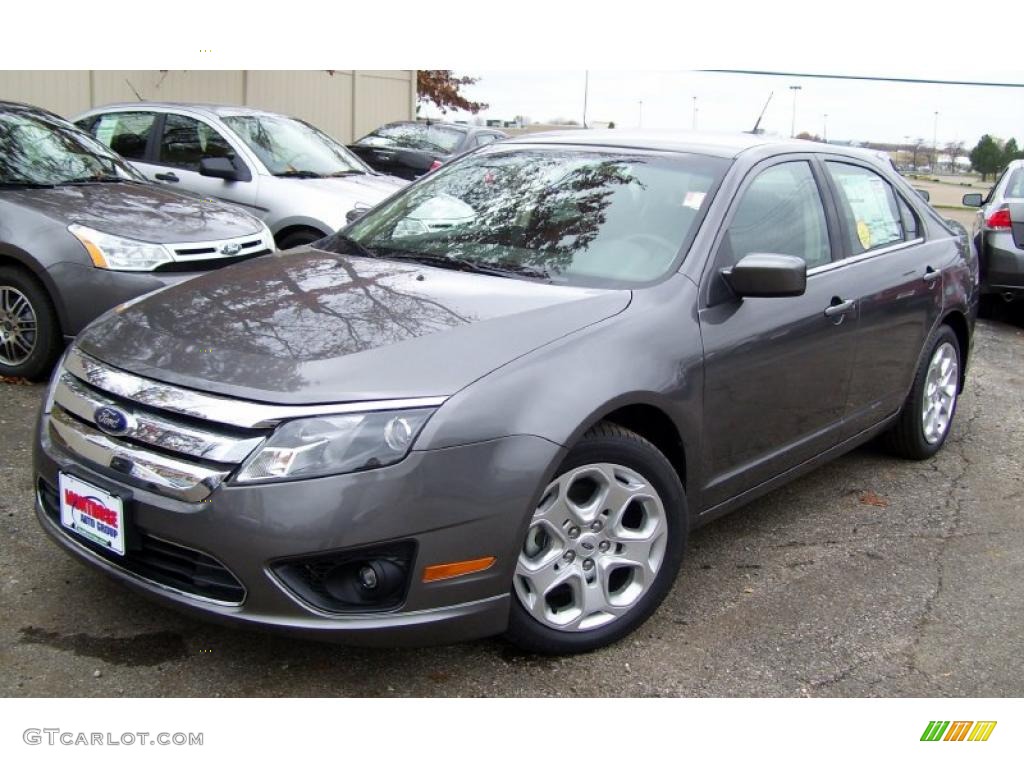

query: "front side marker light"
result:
(423, 557), (497, 583)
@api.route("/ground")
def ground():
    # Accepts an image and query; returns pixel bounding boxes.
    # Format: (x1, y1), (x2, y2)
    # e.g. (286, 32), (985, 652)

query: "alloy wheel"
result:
(921, 341), (958, 445)
(514, 463), (668, 632)
(0, 286), (37, 367)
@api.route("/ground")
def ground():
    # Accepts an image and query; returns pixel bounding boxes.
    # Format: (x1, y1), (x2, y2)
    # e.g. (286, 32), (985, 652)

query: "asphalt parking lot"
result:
(1, 314), (1022, 697)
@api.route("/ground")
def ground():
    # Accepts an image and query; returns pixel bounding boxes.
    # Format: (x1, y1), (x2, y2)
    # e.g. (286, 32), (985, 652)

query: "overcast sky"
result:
(424, 70), (1024, 149)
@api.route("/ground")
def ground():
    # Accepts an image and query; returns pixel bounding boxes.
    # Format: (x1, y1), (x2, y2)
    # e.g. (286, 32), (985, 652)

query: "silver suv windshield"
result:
(333, 147), (727, 288)
(0, 111), (145, 187)
(222, 114), (370, 178)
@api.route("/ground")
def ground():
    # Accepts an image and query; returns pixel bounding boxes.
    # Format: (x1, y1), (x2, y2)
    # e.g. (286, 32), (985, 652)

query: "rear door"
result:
(149, 112), (258, 211)
(78, 110), (158, 172)
(698, 156), (859, 509)
(819, 158), (945, 431)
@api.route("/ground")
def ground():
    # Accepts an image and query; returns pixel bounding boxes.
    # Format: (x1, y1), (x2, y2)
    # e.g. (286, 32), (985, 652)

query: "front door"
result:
(146, 113), (259, 214)
(698, 158), (858, 509)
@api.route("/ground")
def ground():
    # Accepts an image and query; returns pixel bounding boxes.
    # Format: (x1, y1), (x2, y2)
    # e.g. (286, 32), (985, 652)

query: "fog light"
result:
(358, 564), (379, 590)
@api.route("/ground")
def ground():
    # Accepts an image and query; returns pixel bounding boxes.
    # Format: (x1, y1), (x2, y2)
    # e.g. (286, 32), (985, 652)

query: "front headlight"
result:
(42, 346), (71, 415)
(69, 224), (173, 271)
(234, 408), (435, 484)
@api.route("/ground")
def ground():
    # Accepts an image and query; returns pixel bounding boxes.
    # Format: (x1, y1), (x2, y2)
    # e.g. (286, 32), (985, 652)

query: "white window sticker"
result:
(682, 191), (706, 210)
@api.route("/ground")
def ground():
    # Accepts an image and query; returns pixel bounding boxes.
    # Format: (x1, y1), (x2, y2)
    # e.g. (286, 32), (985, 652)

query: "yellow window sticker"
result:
(856, 220), (872, 250)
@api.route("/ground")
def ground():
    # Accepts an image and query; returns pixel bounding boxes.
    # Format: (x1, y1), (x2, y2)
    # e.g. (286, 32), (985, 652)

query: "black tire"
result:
(882, 324), (961, 460)
(505, 422), (687, 654)
(0, 265), (61, 381)
(276, 229), (325, 250)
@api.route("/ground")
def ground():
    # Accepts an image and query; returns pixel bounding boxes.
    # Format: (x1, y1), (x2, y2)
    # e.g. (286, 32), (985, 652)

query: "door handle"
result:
(923, 266), (941, 285)
(154, 172), (179, 183)
(824, 298), (856, 319)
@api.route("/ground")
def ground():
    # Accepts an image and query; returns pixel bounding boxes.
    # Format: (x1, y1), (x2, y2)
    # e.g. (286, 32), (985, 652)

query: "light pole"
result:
(823, 113), (828, 143)
(932, 111), (939, 170)
(789, 85), (802, 138)
(638, 100), (643, 129)
(692, 96), (698, 130)
(582, 70), (589, 129)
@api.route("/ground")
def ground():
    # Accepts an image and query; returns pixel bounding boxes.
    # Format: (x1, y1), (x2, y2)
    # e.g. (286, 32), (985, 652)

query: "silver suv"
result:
(74, 103), (408, 249)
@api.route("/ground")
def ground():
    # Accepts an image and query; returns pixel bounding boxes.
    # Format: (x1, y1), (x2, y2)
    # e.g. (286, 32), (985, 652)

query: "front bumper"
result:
(34, 418), (564, 646)
(48, 261), (212, 337)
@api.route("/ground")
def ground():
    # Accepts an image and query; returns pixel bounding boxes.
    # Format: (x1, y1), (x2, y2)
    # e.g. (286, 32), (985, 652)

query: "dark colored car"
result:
(34, 130), (976, 654)
(963, 159), (1024, 304)
(348, 121), (507, 179)
(0, 100), (274, 380)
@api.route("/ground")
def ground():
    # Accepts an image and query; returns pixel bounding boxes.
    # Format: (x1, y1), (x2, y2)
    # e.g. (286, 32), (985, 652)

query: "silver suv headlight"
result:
(69, 224), (173, 271)
(234, 408), (436, 483)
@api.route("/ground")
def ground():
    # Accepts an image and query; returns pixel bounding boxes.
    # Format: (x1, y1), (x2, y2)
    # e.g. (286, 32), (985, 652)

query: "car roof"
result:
(81, 101), (289, 120)
(0, 100), (65, 120)
(504, 129), (881, 161)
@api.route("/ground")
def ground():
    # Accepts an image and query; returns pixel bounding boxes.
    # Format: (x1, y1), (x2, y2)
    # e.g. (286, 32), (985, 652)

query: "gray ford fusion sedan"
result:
(34, 130), (977, 654)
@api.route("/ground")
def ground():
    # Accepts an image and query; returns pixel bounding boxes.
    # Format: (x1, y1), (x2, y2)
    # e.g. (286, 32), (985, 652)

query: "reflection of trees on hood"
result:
(115, 254), (472, 364)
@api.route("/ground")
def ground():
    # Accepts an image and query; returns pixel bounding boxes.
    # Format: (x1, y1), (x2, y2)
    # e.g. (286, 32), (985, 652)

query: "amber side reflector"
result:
(73, 234), (108, 268)
(423, 556), (496, 583)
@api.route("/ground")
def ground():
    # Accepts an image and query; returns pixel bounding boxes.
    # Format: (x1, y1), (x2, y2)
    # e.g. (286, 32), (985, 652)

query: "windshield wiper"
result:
(378, 251), (550, 281)
(327, 233), (378, 259)
(56, 174), (127, 185)
(0, 180), (56, 189)
(326, 169), (367, 177)
(274, 170), (325, 179)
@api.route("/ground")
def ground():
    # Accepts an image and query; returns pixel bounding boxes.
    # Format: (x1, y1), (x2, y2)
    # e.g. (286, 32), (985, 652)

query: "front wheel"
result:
(883, 325), (961, 459)
(0, 266), (61, 381)
(505, 422), (686, 654)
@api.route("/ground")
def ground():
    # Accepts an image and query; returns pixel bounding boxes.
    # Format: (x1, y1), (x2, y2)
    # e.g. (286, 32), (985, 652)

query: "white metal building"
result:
(0, 70), (417, 143)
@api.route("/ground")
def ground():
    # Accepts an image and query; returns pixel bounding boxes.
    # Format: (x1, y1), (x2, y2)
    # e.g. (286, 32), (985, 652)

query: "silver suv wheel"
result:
(514, 462), (668, 632)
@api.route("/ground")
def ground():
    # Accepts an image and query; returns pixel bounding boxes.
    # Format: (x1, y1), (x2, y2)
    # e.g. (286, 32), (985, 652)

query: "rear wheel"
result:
(883, 325), (960, 460)
(0, 266), (61, 381)
(505, 422), (686, 654)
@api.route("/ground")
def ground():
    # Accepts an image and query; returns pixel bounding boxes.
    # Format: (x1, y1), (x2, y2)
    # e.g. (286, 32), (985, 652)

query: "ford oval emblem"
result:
(94, 406), (130, 436)
(220, 242), (242, 256)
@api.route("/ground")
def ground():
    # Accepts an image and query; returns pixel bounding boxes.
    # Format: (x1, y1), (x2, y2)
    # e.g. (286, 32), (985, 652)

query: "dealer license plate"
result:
(59, 472), (125, 556)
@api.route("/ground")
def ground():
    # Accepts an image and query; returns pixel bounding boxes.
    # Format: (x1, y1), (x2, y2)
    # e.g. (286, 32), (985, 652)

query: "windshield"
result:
(222, 114), (370, 177)
(0, 111), (145, 186)
(355, 123), (464, 154)
(329, 147), (728, 288)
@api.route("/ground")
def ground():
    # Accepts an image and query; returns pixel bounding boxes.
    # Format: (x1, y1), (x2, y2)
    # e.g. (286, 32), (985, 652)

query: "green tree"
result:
(416, 71), (488, 115)
(1004, 138), (1021, 166)
(970, 135), (1003, 181)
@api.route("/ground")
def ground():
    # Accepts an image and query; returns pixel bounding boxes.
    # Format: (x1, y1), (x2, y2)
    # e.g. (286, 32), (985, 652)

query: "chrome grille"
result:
(168, 232), (272, 262)
(47, 348), (449, 503)
(50, 348), (270, 502)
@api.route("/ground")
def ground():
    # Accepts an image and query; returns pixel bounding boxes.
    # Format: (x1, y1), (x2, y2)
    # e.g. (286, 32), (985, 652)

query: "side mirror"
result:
(915, 188), (930, 202)
(961, 192), (983, 207)
(199, 156), (239, 181)
(346, 204), (371, 224)
(724, 253), (807, 298)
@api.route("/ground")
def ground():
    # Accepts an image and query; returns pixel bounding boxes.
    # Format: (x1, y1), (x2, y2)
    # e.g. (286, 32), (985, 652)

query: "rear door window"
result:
(158, 113), (235, 170)
(86, 112), (156, 161)
(825, 161), (904, 254)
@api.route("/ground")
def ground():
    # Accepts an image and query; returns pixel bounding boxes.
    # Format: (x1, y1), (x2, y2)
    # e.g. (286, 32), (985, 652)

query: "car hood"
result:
(287, 173), (408, 201)
(76, 248), (630, 404)
(3, 182), (261, 243)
